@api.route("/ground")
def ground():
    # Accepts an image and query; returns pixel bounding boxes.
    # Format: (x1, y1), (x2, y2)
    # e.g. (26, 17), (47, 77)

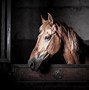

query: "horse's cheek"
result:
(53, 37), (61, 53)
(49, 37), (61, 55)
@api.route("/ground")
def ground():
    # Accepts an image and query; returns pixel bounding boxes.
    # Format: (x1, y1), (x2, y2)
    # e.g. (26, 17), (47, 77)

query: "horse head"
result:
(28, 13), (62, 71)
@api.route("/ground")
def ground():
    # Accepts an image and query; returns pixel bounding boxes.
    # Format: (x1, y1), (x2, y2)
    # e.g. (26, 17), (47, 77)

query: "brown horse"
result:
(28, 13), (89, 71)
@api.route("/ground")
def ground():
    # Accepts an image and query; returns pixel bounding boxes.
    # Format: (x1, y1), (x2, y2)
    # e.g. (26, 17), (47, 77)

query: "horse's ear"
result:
(48, 13), (53, 24)
(41, 15), (46, 24)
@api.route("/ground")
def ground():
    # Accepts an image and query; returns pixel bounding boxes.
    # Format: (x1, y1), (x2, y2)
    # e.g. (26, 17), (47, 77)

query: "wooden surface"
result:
(12, 64), (89, 81)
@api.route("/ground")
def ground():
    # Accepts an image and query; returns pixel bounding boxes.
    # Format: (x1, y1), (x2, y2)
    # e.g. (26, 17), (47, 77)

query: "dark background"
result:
(0, 0), (89, 90)
(11, 0), (89, 64)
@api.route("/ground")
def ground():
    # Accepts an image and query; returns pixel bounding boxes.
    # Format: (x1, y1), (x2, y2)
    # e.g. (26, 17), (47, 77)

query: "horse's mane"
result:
(59, 22), (89, 63)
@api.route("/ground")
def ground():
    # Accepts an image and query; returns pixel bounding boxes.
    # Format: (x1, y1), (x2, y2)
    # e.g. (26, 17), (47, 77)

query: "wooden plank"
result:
(12, 64), (89, 81)
(1, 0), (5, 58)
(7, 0), (11, 62)
(53, 0), (89, 7)
(12, 80), (89, 90)
(12, 64), (89, 68)
(12, 0), (89, 8)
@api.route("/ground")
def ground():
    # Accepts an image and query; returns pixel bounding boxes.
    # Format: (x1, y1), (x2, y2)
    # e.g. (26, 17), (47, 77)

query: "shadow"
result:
(39, 49), (66, 73)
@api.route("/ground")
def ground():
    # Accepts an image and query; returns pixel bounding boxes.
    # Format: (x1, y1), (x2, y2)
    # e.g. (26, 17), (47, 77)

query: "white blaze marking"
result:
(38, 29), (52, 52)
(38, 37), (50, 52)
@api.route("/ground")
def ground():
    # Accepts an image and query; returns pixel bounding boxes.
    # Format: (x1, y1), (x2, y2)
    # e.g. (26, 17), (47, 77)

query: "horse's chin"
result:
(33, 57), (51, 71)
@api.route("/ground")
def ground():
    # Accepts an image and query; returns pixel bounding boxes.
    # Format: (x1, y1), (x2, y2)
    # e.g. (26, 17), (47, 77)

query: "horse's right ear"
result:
(41, 15), (46, 23)
(48, 13), (53, 25)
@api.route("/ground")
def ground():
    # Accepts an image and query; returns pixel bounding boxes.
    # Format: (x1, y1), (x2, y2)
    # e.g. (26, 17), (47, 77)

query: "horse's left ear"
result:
(48, 13), (53, 24)
(41, 15), (46, 24)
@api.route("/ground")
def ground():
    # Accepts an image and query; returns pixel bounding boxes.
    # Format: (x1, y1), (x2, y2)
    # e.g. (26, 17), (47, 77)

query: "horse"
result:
(28, 13), (89, 71)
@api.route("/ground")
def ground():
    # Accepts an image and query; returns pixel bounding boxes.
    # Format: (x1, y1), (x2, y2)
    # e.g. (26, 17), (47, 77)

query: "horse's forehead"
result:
(40, 22), (51, 31)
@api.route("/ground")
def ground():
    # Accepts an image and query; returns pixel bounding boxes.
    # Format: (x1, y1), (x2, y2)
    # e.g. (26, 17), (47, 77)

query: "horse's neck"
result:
(60, 26), (80, 64)
(59, 24), (89, 64)
(60, 29), (69, 47)
(61, 25), (78, 50)
(62, 28), (89, 64)
(58, 28), (68, 44)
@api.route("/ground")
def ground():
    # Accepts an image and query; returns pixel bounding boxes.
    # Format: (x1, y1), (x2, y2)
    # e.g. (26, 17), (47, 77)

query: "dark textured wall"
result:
(12, 0), (89, 40)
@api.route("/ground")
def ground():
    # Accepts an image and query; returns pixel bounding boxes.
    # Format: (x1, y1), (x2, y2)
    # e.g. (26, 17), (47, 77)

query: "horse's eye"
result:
(45, 35), (51, 40)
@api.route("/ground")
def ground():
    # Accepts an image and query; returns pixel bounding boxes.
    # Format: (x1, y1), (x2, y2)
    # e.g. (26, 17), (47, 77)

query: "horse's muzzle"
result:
(28, 51), (50, 71)
(28, 58), (43, 71)
(28, 60), (35, 70)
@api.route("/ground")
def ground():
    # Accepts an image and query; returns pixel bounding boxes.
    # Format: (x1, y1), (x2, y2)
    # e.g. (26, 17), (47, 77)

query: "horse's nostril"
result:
(29, 61), (35, 70)
(30, 62), (34, 67)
